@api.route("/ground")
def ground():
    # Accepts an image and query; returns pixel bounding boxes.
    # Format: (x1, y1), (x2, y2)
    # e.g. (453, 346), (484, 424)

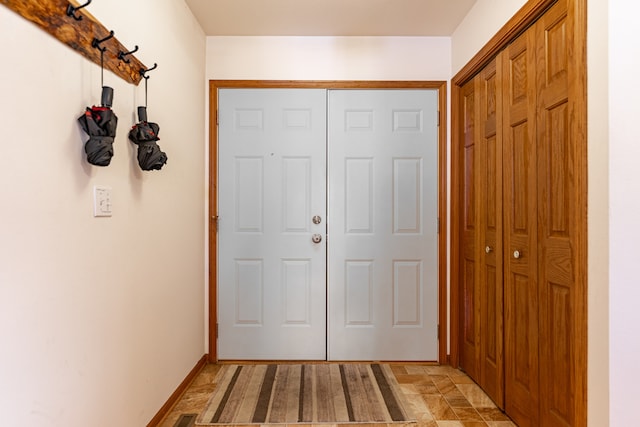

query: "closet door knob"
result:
(485, 246), (493, 254)
(513, 250), (521, 259)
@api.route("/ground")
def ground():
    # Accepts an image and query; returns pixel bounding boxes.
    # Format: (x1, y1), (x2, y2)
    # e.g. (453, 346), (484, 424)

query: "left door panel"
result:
(217, 89), (327, 359)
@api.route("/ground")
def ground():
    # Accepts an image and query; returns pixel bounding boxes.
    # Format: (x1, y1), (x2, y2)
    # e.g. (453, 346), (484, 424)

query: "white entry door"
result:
(217, 89), (327, 359)
(217, 88), (439, 361)
(327, 90), (439, 360)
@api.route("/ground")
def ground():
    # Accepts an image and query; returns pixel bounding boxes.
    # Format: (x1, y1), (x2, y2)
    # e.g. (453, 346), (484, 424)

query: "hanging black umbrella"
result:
(78, 86), (118, 166)
(128, 106), (167, 171)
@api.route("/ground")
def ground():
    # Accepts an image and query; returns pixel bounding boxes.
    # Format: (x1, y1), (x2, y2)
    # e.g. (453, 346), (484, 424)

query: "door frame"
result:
(208, 80), (448, 363)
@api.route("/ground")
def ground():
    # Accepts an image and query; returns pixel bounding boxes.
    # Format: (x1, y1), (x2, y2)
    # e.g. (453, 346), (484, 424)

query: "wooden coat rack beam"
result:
(1, 0), (147, 85)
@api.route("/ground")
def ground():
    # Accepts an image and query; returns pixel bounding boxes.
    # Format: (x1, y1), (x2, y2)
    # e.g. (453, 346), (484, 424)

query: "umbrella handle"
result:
(137, 106), (148, 122)
(101, 87), (114, 108)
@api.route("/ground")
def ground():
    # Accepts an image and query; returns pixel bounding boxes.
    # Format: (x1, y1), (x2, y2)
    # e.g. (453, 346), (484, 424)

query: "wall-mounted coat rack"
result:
(1, 0), (148, 85)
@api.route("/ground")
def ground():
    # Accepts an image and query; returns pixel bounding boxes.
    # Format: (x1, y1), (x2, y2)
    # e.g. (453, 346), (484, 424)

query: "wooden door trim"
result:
(208, 80), (448, 363)
(452, 0), (557, 86)
(572, 1), (588, 425)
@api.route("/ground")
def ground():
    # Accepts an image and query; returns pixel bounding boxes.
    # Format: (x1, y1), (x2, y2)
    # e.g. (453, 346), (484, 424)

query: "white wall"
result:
(0, 0), (206, 425)
(609, 1), (640, 426)
(451, 0), (527, 74)
(207, 36), (451, 80)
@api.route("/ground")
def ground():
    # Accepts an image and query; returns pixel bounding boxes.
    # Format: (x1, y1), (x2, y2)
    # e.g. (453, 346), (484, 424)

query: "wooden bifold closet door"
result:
(502, 24), (539, 427)
(456, 0), (584, 426)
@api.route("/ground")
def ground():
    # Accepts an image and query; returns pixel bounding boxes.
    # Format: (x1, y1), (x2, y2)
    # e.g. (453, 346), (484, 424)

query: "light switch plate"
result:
(93, 186), (112, 217)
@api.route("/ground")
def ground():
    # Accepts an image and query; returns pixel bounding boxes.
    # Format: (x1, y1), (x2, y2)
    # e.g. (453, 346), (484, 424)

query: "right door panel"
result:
(328, 89), (439, 361)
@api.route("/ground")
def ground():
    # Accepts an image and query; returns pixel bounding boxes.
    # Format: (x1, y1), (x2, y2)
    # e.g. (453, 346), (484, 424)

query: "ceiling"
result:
(184, 0), (478, 37)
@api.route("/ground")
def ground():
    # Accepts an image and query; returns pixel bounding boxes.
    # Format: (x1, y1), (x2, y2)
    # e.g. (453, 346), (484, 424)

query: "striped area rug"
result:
(195, 364), (416, 425)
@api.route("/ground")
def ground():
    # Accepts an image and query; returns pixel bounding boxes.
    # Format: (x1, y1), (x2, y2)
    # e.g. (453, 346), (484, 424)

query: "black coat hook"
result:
(140, 63), (158, 79)
(66, 0), (92, 21)
(92, 30), (115, 52)
(118, 45), (139, 64)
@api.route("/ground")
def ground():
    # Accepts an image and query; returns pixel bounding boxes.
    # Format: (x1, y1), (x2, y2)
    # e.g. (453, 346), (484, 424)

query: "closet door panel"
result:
(478, 58), (504, 408)
(460, 78), (480, 381)
(537, 1), (577, 424)
(502, 28), (539, 427)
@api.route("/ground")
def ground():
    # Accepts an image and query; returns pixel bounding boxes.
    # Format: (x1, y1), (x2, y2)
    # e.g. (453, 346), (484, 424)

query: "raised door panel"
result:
(536, 0), (580, 424)
(502, 27), (540, 427)
(459, 77), (480, 381)
(478, 58), (504, 408)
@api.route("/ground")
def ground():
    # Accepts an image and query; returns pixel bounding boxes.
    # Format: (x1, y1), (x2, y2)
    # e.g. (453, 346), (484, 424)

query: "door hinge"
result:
(437, 218), (440, 234)
(437, 324), (440, 340)
(437, 111), (440, 127)
(216, 323), (219, 339)
(216, 110), (219, 126)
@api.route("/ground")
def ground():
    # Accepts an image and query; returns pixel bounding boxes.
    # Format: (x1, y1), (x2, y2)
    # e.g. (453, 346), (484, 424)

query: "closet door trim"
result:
(452, 0), (557, 86)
